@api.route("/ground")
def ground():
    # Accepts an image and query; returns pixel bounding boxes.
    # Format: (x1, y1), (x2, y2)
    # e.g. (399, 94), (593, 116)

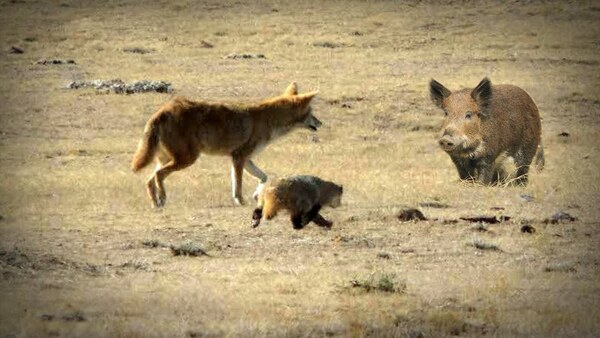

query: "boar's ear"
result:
(471, 77), (492, 114)
(429, 79), (451, 109)
(283, 82), (298, 96)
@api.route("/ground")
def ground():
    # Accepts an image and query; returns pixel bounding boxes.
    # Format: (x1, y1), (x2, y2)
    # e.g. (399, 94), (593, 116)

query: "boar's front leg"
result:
(474, 160), (495, 185)
(451, 156), (475, 181)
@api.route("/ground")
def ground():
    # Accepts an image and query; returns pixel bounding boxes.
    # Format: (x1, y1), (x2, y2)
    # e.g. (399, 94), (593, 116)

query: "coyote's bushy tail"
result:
(131, 115), (161, 172)
(534, 143), (545, 171)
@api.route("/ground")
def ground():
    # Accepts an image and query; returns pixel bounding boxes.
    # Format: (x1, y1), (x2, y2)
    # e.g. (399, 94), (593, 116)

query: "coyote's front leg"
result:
(231, 157), (246, 205)
(244, 160), (268, 201)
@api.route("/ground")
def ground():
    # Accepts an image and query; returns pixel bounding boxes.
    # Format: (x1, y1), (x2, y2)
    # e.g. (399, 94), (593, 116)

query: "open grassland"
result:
(1, 1), (599, 337)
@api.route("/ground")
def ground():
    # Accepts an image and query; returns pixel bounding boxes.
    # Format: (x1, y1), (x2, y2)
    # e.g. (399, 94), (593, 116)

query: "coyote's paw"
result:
(252, 183), (265, 201)
(233, 196), (246, 206)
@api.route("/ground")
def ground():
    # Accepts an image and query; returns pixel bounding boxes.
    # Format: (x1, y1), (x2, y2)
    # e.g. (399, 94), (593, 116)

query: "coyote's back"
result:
(131, 83), (322, 208)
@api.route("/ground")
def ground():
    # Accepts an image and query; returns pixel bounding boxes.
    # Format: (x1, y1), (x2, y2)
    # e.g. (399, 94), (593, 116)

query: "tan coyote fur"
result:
(131, 82), (322, 207)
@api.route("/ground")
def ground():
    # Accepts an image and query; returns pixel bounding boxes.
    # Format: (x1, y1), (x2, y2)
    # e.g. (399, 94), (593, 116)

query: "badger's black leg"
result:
(292, 205), (325, 230)
(313, 213), (333, 228)
(302, 204), (322, 225)
(291, 213), (304, 230)
(251, 208), (263, 228)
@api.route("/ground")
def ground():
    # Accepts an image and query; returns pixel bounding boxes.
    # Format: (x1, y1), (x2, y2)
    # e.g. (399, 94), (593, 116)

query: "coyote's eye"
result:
(465, 111), (472, 119)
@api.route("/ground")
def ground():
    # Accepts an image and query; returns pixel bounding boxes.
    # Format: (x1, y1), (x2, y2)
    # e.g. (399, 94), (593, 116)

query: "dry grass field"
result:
(1, 0), (599, 337)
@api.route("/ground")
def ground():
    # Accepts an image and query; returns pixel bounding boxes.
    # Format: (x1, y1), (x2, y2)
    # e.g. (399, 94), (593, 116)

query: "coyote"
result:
(251, 175), (343, 230)
(131, 83), (321, 207)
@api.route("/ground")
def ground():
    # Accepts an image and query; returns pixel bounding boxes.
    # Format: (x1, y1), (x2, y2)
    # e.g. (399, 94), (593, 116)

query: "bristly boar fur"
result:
(429, 77), (543, 185)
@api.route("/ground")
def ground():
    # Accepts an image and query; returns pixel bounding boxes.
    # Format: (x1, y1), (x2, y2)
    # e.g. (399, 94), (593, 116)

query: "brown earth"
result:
(0, 1), (599, 337)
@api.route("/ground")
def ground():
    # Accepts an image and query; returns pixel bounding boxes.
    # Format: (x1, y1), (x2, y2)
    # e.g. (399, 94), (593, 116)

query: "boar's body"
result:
(430, 78), (543, 185)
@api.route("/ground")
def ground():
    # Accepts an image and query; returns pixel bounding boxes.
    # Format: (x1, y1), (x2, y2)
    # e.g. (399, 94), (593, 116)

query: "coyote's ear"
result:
(295, 91), (318, 106)
(283, 82), (298, 96)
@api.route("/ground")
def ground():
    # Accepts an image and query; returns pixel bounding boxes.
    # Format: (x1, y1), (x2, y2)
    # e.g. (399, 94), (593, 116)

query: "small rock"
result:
(351, 31), (363, 36)
(520, 224), (536, 233)
(557, 131), (570, 137)
(9, 46), (24, 54)
(543, 211), (577, 224)
(397, 208), (427, 222)
(490, 206), (505, 211)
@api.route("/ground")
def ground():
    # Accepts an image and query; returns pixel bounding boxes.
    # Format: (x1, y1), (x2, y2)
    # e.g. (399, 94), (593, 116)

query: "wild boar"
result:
(429, 77), (543, 185)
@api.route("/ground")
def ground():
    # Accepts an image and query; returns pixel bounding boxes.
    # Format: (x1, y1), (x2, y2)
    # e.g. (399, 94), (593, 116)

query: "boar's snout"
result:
(438, 126), (464, 152)
(438, 135), (457, 151)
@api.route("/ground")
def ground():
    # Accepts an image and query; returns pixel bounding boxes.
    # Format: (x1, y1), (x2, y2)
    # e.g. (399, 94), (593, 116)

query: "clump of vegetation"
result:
(469, 238), (500, 251)
(122, 47), (155, 54)
(312, 41), (345, 48)
(169, 242), (210, 257)
(472, 222), (488, 232)
(428, 310), (469, 336)
(544, 262), (577, 273)
(141, 239), (169, 248)
(350, 273), (406, 293)
(120, 259), (151, 271)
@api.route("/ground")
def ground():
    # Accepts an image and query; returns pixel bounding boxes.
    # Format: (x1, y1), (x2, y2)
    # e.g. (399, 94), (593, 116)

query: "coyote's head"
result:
(282, 82), (322, 132)
(303, 107), (322, 132)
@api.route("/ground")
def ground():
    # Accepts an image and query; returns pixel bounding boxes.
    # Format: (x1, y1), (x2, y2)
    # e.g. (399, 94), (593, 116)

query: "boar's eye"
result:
(465, 111), (473, 119)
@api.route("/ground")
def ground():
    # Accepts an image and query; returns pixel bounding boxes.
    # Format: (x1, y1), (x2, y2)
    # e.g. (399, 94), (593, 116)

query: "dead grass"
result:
(469, 237), (501, 251)
(0, 0), (599, 337)
(349, 272), (407, 294)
